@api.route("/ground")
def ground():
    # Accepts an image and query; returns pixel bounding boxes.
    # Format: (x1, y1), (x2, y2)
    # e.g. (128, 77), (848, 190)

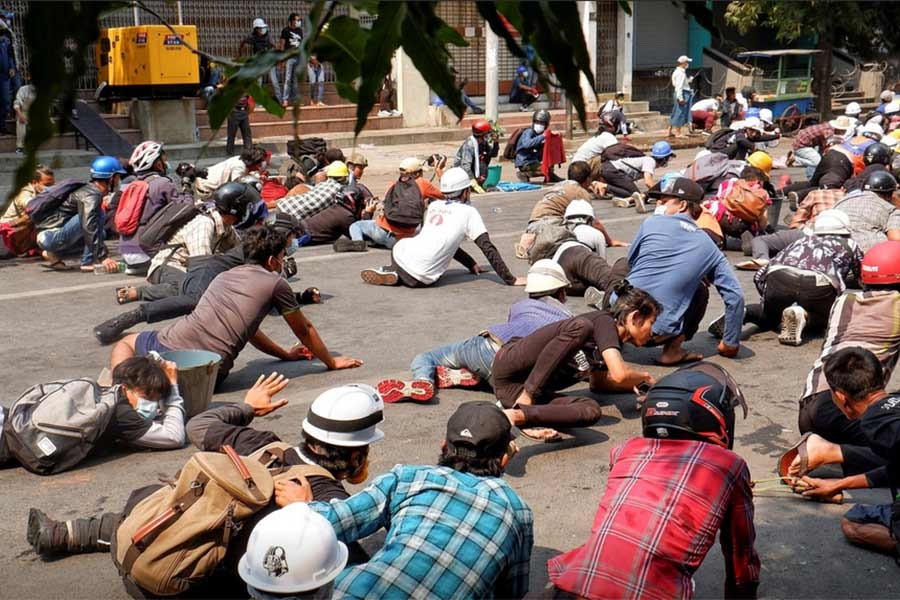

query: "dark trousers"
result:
(142, 263), (223, 324)
(680, 283), (710, 342)
(798, 390), (888, 485)
(557, 247), (629, 296)
(745, 269), (838, 332)
(600, 162), (639, 198)
(226, 109), (252, 156)
(783, 152), (853, 202)
(387, 255), (430, 288)
(140, 265), (186, 302)
(492, 318), (604, 429)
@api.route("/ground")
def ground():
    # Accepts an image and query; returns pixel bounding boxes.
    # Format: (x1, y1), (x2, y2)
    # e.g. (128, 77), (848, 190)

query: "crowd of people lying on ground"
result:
(3, 90), (900, 598)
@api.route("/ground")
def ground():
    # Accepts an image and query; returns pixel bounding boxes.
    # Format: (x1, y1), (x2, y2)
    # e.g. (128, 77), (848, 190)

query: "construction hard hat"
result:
(758, 108), (774, 125)
(325, 160), (349, 178)
(238, 503), (348, 595)
(525, 259), (569, 294)
(845, 102), (862, 116)
(882, 90), (895, 102)
(863, 170), (898, 194)
(886, 102), (900, 116)
(813, 209), (851, 236)
(883, 135), (899, 150)
(302, 384), (385, 447)
(746, 151), (773, 175)
(533, 109), (551, 125)
(861, 241), (900, 286)
(399, 157), (424, 173)
(90, 155), (127, 179)
(564, 199), (595, 221)
(863, 122), (884, 140)
(472, 119), (492, 135)
(650, 140), (674, 159)
(743, 117), (765, 133)
(516, 65), (529, 75)
(347, 152), (368, 167)
(439, 167), (472, 194)
(252, 17), (267, 29)
(129, 141), (165, 173)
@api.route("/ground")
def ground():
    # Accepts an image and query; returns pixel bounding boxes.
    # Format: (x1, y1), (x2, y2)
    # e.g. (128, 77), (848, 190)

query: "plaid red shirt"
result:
(792, 123), (834, 151)
(548, 438), (760, 600)
(789, 189), (844, 228)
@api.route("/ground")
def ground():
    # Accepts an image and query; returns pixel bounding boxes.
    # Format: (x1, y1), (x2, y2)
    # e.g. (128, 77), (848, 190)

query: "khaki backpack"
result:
(113, 444), (332, 597)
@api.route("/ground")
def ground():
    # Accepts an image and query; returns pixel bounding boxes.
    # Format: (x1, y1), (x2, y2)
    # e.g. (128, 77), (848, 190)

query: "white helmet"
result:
(813, 209), (851, 236)
(129, 140), (164, 173)
(564, 199), (595, 221)
(302, 384), (385, 447)
(238, 503), (348, 595)
(252, 18), (267, 30)
(863, 122), (884, 140)
(758, 108), (774, 125)
(439, 167), (472, 194)
(883, 135), (899, 149)
(743, 117), (765, 133)
(845, 102), (862, 116)
(525, 259), (569, 294)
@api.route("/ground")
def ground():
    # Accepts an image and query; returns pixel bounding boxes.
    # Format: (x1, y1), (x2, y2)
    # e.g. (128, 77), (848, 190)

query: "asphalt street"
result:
(1, 148), (898, 599)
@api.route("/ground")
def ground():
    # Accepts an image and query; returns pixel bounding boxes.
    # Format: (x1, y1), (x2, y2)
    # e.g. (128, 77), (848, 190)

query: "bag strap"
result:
(222, 445), (264, 499)
(275, 463), (335, 482)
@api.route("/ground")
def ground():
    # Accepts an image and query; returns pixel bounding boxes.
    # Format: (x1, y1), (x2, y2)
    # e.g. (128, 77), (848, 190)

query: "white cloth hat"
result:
(829, 115), (854, 131)
(677, 55), (692, 64)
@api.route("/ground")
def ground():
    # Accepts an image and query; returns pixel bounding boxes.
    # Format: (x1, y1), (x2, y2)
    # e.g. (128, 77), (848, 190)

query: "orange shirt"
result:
(376, 177), (445, 238)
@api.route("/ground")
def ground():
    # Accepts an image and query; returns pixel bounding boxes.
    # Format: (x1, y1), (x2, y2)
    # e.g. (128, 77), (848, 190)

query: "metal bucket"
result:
(160, 350), (221, 417)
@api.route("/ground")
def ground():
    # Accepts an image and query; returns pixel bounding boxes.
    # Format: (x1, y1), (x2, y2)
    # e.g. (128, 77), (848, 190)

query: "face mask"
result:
(135, 397), (159, 420)
(654, 204), (669, 215)
(285, 238), (300, 256)
(533, 124), (546, 134)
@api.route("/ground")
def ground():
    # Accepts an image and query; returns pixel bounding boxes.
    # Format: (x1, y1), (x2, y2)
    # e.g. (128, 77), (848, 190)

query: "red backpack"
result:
(114, 180), (151, 236)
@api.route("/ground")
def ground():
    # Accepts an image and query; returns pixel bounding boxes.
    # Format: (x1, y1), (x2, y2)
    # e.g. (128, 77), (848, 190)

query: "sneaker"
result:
(435, 366), (481, 389)
(632, 191), (647, 214)
(516, 170), (531, 183)
(779, 305), (808, 346)
(735, 258), (769, 271)
(27, 508), (65, 557)
(93, 308), (145, 345)
(707, 313), (726, 339)
(377, 110), (390, 117)
(360, 267), (399, 286)
(15, 147), (24, 155)
(787, 191), (799, 212)
(611, 196), (634, 208)
(333, 239), (368, 253)
(519, 105), (530, 112)
(584, 285), (605, 309)
(391, 109), (401, 116)
(376, 378), (435, 403)
(740, 231), (754, 257)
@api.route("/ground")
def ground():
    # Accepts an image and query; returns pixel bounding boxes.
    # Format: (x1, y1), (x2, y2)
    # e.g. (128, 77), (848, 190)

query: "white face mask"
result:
(135, 397), (160, 420)
(533, 124), (546, 134)
(654, 204), (669, 215)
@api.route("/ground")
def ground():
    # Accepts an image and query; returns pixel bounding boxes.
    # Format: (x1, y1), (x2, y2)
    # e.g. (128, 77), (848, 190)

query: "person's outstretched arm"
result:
(282, 309), (363, 370)
(473, 232), (523, 285)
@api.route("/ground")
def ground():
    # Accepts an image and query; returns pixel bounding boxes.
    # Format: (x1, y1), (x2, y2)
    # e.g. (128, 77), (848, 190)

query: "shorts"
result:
(844, 503), (891, 528)
(134, 330), (172, 356)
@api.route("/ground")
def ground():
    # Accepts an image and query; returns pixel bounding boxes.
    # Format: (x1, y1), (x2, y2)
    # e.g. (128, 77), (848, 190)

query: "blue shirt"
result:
(487, 297), (572, 343)
(310, 464), (534, 599)
(514, 127), (545, 168)
(626, 213), (745, 346)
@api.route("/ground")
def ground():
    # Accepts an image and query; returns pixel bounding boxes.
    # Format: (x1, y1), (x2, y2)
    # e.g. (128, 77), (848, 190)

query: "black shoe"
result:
(333, 239), (368, 253)
(516, 170), (531, 183)
(27, 508), (66, 557)
(94, 308), (145, 345)
(548, 172), (563, 183)
(706, 313), (726, 339)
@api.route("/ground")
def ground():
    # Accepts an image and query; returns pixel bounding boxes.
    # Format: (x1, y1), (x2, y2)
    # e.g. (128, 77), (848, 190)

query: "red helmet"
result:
(861, 241), (900, 286)
(472, 119), (491, 135)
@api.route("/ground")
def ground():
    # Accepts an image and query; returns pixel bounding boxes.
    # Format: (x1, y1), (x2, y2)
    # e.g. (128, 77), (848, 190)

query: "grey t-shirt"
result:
(834, 191), (900, 253)
(158, 264), (300, 374)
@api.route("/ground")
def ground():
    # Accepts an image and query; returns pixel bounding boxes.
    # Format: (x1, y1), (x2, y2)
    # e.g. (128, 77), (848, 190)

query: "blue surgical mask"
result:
(135, 397), (160, 420)
(285, 238), (300, 256)
(654, 204), (669, 216)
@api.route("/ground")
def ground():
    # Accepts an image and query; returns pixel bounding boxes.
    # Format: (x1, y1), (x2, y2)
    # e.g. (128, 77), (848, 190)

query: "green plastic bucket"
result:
(484, 164), (502, 188)
(160, 350), (221, 417)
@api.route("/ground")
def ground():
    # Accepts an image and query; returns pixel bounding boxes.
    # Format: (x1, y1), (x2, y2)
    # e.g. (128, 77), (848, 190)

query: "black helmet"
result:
(863, 170), (898, 194)
(864, 143), (893, 166)
(533, 109), (551, 125)
(641, 362), (747, 450)
(212, 181), (259, 221)
(264, 211), (300, 235)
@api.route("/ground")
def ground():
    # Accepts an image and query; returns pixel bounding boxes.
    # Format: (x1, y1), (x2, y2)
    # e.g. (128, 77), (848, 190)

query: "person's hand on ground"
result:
(274, 477), (312, 507)
(608, 239), (629, 247)
(797, 476), (843, 500)
(590, 181), (607, 196)
(286, 344), (314, 361)
(161, 360), (179, 386)
(101, 257), (119, 273)
(243, 372), (290, 416)
(329, 356), (364, 370)
(717, 340), (740, 358)
(470, 264), (483, 275)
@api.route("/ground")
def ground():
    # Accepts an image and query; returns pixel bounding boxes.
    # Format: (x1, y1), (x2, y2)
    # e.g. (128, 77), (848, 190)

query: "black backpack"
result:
(705, 128), (735, 153)
(503, 128), (526, 160)
(25, 179), (85, 226)
(383, 175), (425, 228)
(287, 137), (327, 163)
(600, 143), (645, 162)
(138, 201), (201, 253)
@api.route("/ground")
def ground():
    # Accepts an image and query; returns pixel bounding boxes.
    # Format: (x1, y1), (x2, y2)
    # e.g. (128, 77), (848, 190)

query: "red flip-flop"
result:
(377, 379), (435, 403)
(778, 432), (813, 480)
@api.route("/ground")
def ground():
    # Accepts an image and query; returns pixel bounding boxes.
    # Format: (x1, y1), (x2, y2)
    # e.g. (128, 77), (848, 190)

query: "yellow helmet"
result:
(325, 160), (349, 178)
(746, 151), (773, 175)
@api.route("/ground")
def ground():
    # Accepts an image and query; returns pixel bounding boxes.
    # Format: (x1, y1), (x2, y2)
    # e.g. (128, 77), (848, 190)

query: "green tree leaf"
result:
(354, 1), (406, 134)
(313, 15), (369, 103)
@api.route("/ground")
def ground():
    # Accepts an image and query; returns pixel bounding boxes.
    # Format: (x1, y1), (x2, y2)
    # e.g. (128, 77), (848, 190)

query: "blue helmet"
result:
(90, 155), (127, 179)
(746, 107), (761, 119)
(650, 141), (674, 159)
(516, 65), (529, 75)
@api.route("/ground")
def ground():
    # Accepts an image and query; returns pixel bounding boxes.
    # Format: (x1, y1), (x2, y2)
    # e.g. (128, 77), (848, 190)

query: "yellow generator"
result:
(96, 25), (200, 99)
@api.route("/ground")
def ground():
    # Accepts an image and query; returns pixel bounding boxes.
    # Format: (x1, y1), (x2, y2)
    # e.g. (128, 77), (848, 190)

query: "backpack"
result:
(599, 143), (644, 162)
(527, 221), (578, 264)
(383, 175), (425, 228)
(502, 127), (525, 160)
(1, 379), (119, 475)
(138, 201), (201, 254)
(24, 179), (84, 225)
(286, 137), (327, 163)
(705, 128), (735, 153)
(114, 179), (151, 236)
(112, 444), (332, 597)
(721, 179), (769, 223)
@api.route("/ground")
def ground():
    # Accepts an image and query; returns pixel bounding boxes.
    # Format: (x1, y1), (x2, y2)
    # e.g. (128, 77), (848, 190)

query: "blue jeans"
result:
(310, 81), (324, 103)
(258, 66), (281, 103)
(410, 335), (497, 383)
(283, 58), (300, 103)
(349, 220), (396, 249)
(36, 214), (102, 265)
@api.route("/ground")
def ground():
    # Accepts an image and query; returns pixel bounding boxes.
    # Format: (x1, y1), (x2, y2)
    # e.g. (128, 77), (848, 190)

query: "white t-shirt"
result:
(611, 156), (656, 181)
(572, 132), (619, 163)
(571, 224), (607, 258)
(392, 200), (488, 285)
(691, 98), (719, 113)
(671, 67), (691, 93)
(195, 156), (247, 199)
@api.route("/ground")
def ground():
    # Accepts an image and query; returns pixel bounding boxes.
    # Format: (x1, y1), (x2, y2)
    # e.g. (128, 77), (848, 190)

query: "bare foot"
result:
(520, 427), (562, 442)
(788, 433), (842, 475)
(116, 286), (140, 304)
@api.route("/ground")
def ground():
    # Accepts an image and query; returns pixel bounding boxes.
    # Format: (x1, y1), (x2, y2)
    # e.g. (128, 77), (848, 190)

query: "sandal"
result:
(115, 286), (140, 305)
(40, 260), (76, 272)
(518, 426), (563, 442)
(778, 432), (813, 479)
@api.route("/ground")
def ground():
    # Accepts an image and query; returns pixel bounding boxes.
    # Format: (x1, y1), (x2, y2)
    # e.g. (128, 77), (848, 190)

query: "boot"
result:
(26, 508), (69, 557)
(28, 509), (119, 557)
(333, 239), (368, 253)
(94, 307), (146, 345)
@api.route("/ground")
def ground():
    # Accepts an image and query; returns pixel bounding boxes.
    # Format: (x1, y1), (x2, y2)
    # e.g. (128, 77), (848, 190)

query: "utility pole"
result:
(485, 24), (499, 123)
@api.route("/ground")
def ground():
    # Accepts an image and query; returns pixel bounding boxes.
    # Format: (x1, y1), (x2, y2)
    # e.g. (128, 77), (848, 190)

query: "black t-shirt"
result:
(812, 150), (854, 189)
(301, 204), (356, 243)
(280, 26), (302, 49)
(243, 33), (273, 55)
(861, 394), (900, 485)
(104, 392), (152, 443)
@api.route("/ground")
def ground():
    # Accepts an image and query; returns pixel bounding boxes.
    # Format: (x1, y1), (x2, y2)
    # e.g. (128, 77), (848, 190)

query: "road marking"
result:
(0, 213), (648, 301)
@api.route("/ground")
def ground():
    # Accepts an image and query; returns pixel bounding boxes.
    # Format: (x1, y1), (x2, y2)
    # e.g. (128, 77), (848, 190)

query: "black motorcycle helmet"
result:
(264, 211), (301, 236)
(212, 181), (259, 225)
(863, 170), (898, 195)
(533, 108), (551, 126)
(641, 362), (747, 450)
(864, 142), (893, 167)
